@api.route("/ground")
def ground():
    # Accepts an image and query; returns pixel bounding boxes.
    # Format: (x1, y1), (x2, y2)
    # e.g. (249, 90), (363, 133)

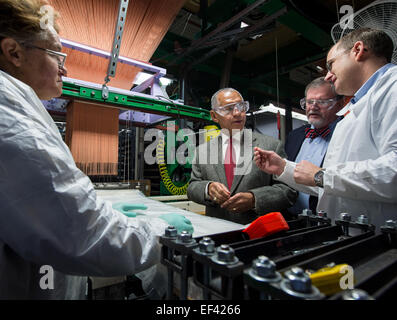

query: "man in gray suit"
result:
(187, 88), (297, 225)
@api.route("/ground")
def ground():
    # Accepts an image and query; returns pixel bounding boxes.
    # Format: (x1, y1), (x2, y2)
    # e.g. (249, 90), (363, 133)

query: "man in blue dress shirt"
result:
(285, 77), (345, 215)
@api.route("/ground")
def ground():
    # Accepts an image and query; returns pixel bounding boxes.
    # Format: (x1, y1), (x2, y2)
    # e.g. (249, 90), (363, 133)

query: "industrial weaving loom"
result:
(45, 0), (213, 183)
(160, 210), (397, 300)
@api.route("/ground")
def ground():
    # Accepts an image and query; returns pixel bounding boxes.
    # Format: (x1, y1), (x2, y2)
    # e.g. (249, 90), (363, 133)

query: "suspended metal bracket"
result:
(103, 0), (130, 99)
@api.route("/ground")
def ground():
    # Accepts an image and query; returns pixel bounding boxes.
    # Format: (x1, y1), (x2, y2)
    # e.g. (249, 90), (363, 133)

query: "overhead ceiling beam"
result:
(187, 7), (287, 69)
(168, 0), (269, 66)
(205, 0), (241, 26)
(278, 10), (333, 48)
(242, 0), (333, 48)
(195, 23), (275, 50)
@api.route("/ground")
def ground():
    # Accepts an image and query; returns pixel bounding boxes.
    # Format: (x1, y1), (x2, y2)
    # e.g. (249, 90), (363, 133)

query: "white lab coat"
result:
(277, 65), (397, 229)
(0, 70), (168, 299)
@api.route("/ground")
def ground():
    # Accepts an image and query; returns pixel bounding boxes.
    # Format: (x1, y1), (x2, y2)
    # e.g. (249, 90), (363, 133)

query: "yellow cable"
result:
(156, 138), (189, 195)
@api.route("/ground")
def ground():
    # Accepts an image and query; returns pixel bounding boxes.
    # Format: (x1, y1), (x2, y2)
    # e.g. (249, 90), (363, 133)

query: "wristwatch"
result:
(314, 169), (325, 187)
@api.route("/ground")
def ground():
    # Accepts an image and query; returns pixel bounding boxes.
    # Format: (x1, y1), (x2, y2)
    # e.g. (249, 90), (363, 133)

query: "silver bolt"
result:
(385, 220), (397, 229)
(178, 230), (193, 243)
(342, 289), (374, 300)
(198, 237), (215, 254)
(317, 210), (327, 218)
(301, 209), (313, 216)
(356, 215), (369, 224)
(285, 267), (312, 293)
(252, 256), (276, 278)
(216, 244), (236, 263)
(164, 225), (177, 238)
(340, 213), (351, 222)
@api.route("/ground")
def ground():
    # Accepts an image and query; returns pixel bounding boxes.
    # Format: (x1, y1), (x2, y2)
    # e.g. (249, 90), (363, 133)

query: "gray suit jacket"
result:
(187, 129), (298, 224)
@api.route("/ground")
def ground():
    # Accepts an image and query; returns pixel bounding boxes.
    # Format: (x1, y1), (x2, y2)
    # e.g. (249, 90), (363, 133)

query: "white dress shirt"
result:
(220, 130), (243, 163)
(205, 130), (244, 198)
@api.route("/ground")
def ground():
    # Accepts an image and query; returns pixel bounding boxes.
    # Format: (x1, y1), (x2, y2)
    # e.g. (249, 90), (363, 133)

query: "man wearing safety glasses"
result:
(187, 88), (298, 225)
(284, 77), (345, 216)
(254, 28), (397, 230)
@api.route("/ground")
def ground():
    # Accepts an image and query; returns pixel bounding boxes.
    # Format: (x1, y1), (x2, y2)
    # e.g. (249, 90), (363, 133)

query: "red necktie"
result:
(224, 138), (236, 189)
(304, 126), (330, 140)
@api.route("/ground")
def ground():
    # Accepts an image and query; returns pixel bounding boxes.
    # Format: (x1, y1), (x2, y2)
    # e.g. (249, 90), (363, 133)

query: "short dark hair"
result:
(337, 28), (394, 63)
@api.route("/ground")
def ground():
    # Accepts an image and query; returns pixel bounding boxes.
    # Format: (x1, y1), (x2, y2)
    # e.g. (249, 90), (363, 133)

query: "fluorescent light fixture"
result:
(133, 72), (153, 85)
(134, 72), (174, 87)
(159, 77), (173, 87)
(255, 103), (308, 122)
(240, 21), (249, 28)
(316, 65), (325, 72)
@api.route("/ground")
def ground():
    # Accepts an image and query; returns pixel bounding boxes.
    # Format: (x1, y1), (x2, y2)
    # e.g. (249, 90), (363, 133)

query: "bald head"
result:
(211, 88), (243, 110)
(210, 87), (247, 133)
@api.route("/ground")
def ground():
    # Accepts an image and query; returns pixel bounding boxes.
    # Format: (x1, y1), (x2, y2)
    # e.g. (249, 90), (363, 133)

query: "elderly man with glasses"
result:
(284, 77), (345, 216)
(187, 87), (297, 225)
(254, 28), (397, 230)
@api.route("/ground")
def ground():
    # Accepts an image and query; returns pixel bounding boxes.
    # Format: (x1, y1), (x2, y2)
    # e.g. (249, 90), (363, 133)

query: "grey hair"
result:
(305, 77), (343, 100)
(211, 88), (243, 109)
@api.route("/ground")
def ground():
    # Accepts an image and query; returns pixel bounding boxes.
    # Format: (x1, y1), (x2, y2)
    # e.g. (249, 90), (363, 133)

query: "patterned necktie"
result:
(224, 138), (236, 190)
(305, 126), (330, 140)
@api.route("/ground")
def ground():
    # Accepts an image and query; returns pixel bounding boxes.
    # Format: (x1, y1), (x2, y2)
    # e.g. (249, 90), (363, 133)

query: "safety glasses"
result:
(326, 48), (354, 73)
(22, 43), (67, 69)
(214, 101), (249, 116)
(300, 97), (341, 110)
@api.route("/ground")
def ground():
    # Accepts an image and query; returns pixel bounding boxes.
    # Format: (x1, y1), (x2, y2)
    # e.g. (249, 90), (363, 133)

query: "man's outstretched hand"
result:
(254, 147), (286, 176)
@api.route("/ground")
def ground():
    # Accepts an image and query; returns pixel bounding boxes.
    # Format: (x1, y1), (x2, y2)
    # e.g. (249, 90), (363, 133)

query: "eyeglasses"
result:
(300, 97), (341, 110)
(326, 49), (350, 73)
(22, 43), (67, 69)
(214, 101), (249, 116)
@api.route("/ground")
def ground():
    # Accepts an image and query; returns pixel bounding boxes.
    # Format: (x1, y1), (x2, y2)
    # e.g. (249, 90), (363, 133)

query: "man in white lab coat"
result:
(254, 28), (397, 229)
(0, 0), (191, 299)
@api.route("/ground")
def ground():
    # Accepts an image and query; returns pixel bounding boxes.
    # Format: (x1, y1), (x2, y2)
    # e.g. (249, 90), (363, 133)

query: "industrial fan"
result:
(330, 0), (397, 64)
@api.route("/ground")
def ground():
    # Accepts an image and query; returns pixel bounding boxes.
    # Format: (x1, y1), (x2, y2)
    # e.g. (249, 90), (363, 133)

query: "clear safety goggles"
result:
(300, 97), (340, 110)
(214, 101), (249, 116)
